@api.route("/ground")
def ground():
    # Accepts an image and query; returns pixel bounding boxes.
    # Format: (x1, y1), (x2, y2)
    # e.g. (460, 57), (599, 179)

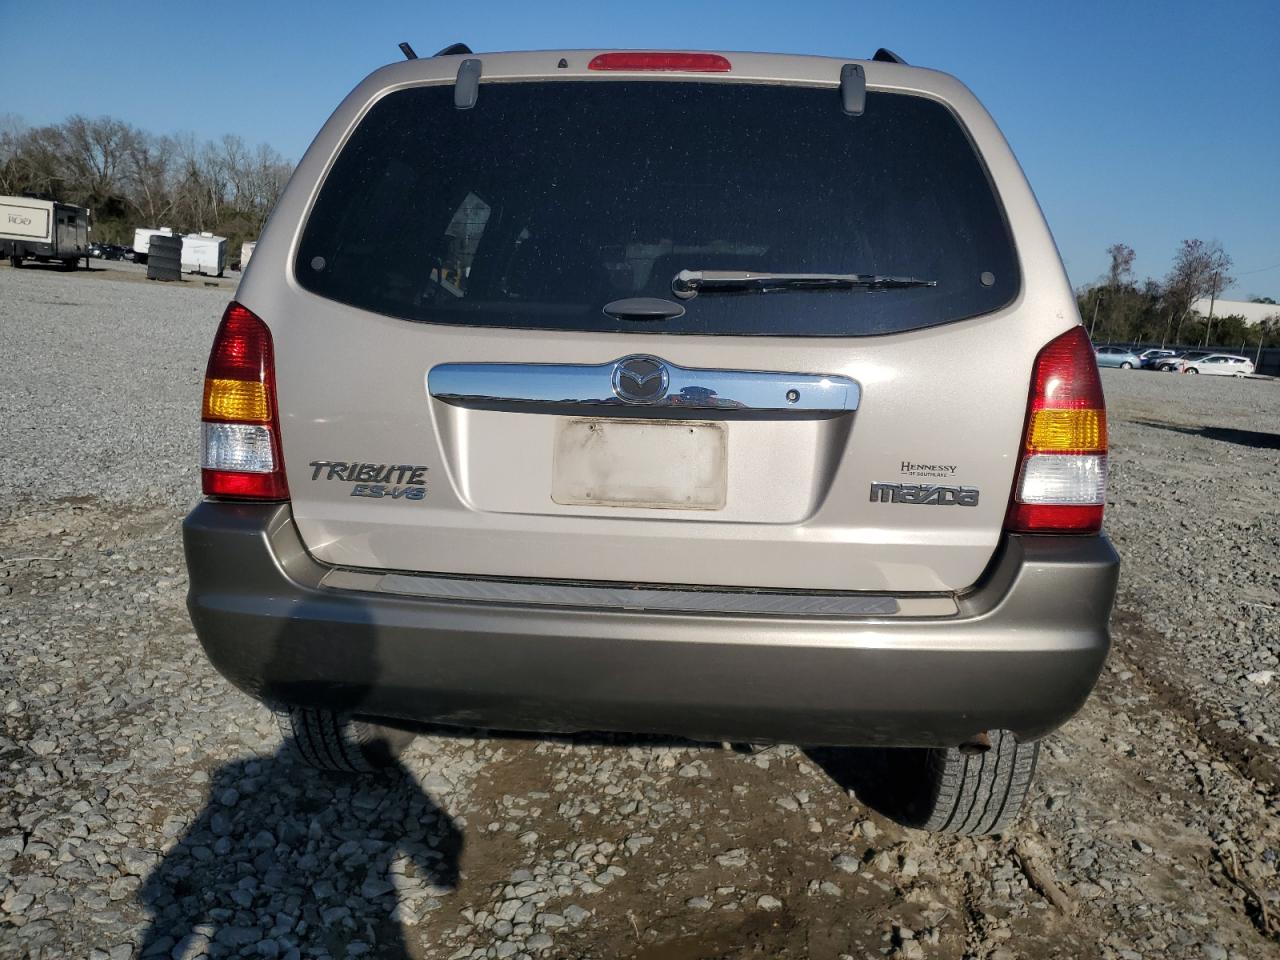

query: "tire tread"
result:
(920, 731), (1038, 835)
(276, 707), (378, 773)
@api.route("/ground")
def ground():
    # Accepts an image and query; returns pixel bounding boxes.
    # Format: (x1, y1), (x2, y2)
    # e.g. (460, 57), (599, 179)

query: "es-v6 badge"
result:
(308, 461), (428, 501)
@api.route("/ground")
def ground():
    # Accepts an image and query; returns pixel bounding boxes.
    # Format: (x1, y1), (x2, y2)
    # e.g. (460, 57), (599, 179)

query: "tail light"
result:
(200, 302), (289, 500)
(1006, 326), (1106, 533)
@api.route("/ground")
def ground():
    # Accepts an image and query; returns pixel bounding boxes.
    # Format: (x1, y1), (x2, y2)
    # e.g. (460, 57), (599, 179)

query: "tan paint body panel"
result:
(238, 50), (1082, 593)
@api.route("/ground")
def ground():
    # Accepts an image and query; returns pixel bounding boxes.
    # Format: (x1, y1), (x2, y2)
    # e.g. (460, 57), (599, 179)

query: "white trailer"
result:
(2, 196), (90, 269)
(132, 227), (174, 264)
(240, 241), (257, 270)
(181, 232), (227, 277)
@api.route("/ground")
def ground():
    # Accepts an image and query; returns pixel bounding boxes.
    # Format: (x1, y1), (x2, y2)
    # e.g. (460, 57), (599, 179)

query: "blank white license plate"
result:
(552, 418), (727, 509)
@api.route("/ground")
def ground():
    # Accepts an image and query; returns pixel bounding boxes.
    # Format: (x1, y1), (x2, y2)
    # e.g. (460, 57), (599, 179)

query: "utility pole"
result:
(1089, 293), (1104, 341)
(1204, 271), (1219, 347)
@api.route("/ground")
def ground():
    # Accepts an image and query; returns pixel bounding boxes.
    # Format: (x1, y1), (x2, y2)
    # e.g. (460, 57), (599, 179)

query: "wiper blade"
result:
(672, 268), (936, 300)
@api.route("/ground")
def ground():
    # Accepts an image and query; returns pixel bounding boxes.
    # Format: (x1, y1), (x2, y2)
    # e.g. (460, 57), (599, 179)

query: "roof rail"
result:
(872, 48), (907, 64)
(435, 42), (473, 57)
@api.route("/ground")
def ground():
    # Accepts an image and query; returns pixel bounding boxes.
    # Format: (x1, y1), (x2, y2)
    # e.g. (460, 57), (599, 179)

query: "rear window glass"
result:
(297, 81), (1019, 337)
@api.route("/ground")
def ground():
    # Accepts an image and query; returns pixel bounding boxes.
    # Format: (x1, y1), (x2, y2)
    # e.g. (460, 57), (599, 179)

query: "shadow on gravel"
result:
(1135, 419), (1280, 450)
(137, 747), (460, 959)
(138, 602), (463, 960)
(803, 747), (931, 828)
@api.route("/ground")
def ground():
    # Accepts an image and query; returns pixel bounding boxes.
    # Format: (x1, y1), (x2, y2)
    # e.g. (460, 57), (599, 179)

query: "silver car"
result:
(183, 47), (1117, 835)
(1094, 345), (1140, 369)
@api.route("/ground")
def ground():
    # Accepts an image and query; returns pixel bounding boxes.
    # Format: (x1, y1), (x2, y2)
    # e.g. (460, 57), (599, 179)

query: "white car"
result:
(1183, 354), (1255, 376)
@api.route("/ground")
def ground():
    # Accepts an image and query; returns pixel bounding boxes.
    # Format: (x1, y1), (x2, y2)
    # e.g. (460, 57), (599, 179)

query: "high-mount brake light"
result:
(1006, 326), (1107, 534)
(200, 302), (289, 500)
(587, 52), (732, 72)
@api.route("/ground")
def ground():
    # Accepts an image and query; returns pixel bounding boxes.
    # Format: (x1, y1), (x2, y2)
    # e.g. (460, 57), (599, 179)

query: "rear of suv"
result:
(184, 47), (1118, 835)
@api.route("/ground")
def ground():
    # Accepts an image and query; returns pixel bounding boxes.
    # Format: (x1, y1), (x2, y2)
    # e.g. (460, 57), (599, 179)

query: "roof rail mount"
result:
(435, 42), (473, 57)
(840, 63), (866, 116)
(455, 58), (482, 110)
(873, 48), (907, 64)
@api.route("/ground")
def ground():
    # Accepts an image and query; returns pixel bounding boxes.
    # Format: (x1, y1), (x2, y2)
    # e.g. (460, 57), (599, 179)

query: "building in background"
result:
(1189, 298), (1279, 327)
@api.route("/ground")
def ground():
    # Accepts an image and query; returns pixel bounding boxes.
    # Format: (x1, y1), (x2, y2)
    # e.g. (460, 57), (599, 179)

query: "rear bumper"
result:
(183, 501), (1118, 747)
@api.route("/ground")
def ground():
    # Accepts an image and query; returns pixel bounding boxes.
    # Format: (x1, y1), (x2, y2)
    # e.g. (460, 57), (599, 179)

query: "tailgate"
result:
(244, 64), (1077, 594)
(271, 303), (1041, 593)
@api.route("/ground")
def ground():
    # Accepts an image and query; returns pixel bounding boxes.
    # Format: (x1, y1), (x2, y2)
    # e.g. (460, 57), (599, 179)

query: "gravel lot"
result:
(1, 262), (1278, 960)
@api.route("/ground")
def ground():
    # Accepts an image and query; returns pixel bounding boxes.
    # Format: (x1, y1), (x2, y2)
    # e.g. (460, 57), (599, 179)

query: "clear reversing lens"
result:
(1017, 454), (1106, 505)
(201, 422), (275, 474)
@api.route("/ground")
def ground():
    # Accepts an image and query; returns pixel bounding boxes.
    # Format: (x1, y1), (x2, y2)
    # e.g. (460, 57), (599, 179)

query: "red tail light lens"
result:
(1027, 325), (1107, 416)
(588, 52), (732, 72)
(1006, 326), (1107, 534)
(200, 302), (289, 500)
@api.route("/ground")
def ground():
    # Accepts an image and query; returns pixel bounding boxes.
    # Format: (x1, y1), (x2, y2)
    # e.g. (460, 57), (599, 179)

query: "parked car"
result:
(1182, 354), (1255, 376)
(1137, 348), (1177, 369)
(1095, 345), (1140, 369)
(1157, 350), (1212, 372)
(182, 45), (1118, 836)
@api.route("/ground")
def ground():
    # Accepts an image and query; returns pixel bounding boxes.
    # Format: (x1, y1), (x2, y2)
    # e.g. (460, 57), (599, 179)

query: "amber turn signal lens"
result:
(203, 378), (269, 422)
(1026, 408), (1106, 453)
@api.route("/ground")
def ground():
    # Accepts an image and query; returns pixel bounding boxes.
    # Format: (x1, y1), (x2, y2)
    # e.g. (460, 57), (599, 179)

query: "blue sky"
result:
(6, 0), (1278, 297)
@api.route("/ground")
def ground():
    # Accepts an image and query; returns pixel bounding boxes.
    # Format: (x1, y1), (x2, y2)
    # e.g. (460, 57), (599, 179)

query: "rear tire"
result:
(912, 731), (1039, 835)
(1120, 361), (1133, 369)
(276, 706), (415, 773)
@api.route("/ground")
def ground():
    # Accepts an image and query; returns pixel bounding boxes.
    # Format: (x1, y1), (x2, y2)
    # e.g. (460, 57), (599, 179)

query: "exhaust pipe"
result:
(958, 731), (992, 756)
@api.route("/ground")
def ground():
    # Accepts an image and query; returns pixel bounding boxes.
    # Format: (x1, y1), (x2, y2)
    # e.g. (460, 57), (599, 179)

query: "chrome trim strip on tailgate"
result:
(428, 356), (860, 415)
(318, 568), (949, 617)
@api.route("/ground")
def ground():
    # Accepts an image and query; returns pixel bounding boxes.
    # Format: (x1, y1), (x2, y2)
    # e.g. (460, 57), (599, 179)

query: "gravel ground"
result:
(1, 262), (1278, 960)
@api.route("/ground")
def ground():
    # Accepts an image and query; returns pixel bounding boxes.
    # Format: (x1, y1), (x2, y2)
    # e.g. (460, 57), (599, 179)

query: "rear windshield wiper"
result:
(672, 268), (936, 300)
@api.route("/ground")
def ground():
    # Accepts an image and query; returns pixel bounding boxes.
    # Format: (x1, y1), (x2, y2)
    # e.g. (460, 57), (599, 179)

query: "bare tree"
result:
(169, 132), (229, 231)
(218, 134), (251, 210)
(0, 122), (66, 198)
(244, 142), (292, 231)
(1105, 243), (1136, 290)
(0, 116), (26, 195)
(56, 115), (135, 206)
(122, 131), (176, 226)
(1166, 240), (1233, 342)
(4, 111), (292, 244)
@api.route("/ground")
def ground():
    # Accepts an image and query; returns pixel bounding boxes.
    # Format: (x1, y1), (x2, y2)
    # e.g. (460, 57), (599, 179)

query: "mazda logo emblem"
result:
(612, 356), (670, 403)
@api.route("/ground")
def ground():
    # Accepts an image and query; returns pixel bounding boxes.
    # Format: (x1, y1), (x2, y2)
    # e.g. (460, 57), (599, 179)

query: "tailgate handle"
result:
(428, 357), (860, 415)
